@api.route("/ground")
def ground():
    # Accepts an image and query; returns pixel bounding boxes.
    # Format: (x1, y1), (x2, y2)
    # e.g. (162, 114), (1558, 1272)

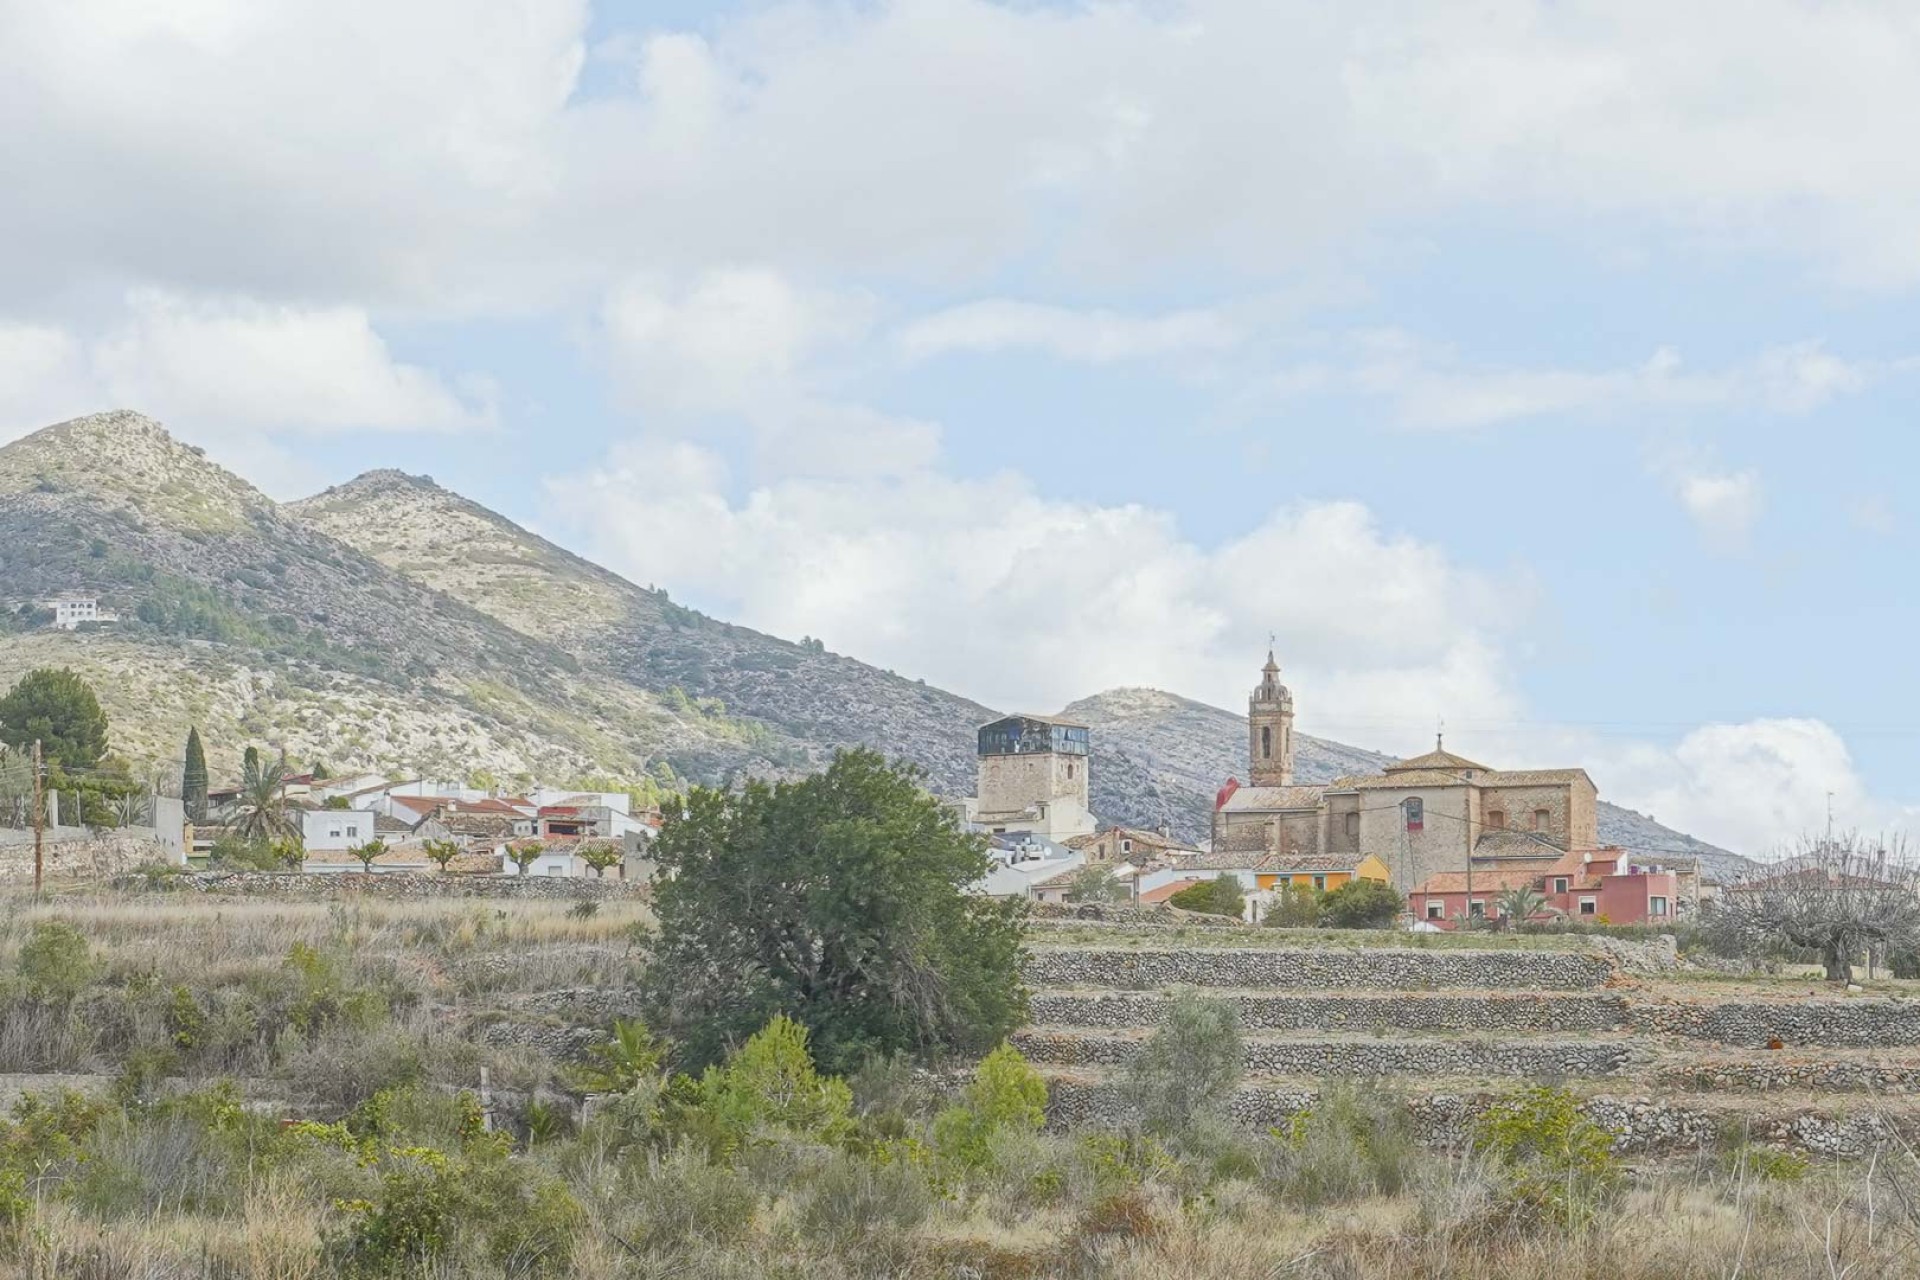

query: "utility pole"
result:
(30, 740), (44, 897)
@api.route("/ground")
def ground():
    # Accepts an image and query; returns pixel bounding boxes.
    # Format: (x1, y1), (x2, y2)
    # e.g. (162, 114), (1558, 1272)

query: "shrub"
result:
(1318, 879), (1403, 929)
(930, 1043), (1047, 1172)
(1474, 1086), (1623, 1231)
(674, 1015), (853, 1158)
(1262, 882), (1322, 928)
(578, 1018), (664, 1094)
(627, 1145), (757, 1249)
(1123, 993), (1242, 1138)
(1265, 1086), (1422, 1205)
(17, 921), (97, 1002)
(797, 1150), (932, 1247)
(1168, 877), (1245, 919)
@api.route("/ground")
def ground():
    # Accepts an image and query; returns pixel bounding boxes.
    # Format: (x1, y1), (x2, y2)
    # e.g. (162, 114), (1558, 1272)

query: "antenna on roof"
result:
(1436, 717), (1445, 753)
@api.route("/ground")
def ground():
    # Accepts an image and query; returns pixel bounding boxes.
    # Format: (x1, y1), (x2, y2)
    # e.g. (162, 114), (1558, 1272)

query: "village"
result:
(958, 650), (1737, 930)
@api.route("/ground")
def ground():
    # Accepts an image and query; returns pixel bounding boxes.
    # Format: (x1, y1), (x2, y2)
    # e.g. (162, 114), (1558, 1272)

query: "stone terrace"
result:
(1018, 923), (1920, 1155)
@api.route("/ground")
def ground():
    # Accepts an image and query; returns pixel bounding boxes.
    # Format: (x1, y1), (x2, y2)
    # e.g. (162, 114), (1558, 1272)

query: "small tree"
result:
(270, 836), (306, 870)
(1063, 863), (1129, 904)
(423, 838), (460, 875)
(348, 839), (388, 873)
(1262, 880), (1322, 928)
(1123, 992), (1242, 1138)
(1319, 878), (1404, 929)
(580, 841), (622, 879)
(1495, 885), (1547, 931)
(1169, 875), (1245, 919)
(0, 668), (109, 770)
(1710, 833), (1920, 982)
(233, 751), (298, 845)
(506, 840), (545, 876)
(181, 727), (209, 824)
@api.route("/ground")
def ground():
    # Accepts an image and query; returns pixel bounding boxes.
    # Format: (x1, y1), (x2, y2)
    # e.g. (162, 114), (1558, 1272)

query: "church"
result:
(1212, 652), (1599, 892)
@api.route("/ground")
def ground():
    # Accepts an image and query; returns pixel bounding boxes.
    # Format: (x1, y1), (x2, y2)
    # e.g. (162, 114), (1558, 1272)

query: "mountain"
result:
(0, 411), (1747, 876)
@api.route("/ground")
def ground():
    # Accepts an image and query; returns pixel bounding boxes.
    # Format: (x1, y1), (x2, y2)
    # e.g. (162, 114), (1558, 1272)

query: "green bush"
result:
(671, 1015), (854, 1158)
(1261, 882), (1322, 927)
(1168, 876), (1245, 919)
(1123, 993), (1242, 1138)
(1474, 1086), (1623, 1231)
(930, 1042), (1047, 1172)
(1318, 879), (1403, 929)
(797, 1149), (932, 1247)
(1265, 1086), (1421, 1205)
(16, 921), (97, 1002)
(627, 1145), (757, 1249)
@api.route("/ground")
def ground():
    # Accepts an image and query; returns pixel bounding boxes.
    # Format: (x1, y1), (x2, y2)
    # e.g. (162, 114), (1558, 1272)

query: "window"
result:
(1533, 809), (1551, 831)
(1261, 726), (1272, 759)
(1469, 900), (1485, 918)
(1487, 810), (1506, 830)
(1426, 901), (1444, 920)
(1313, 875), (1326, 891)
(1345, 812), (1359, 839)
(346, 825), (359, 838)
(328, 829), (341, 839)
(1553, 877), (1569, 894)
(1404, 797), (1423, 832)
(1121, 838), (1132, 854)
(1650, 896), (1669, 916)
(1579, 898), (1597, 916)
(1066, 762), (1074, 779)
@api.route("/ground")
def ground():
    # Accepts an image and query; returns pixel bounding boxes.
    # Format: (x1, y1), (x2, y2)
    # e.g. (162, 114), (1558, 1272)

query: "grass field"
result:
(0, 887), (1914, 1278)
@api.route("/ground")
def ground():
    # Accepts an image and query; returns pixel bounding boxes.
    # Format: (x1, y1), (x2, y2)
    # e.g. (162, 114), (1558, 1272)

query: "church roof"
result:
(1219, 785), (1326, 813)
(1386, 748), (1491, 775)
(1479, 768), (1593, 788)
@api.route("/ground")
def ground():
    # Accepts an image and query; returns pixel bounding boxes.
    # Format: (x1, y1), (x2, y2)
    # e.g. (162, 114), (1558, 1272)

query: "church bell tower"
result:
(1249, 649), (1295, 787)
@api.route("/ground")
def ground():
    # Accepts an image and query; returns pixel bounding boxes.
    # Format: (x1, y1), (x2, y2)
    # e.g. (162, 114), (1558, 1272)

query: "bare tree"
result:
(1709, 832), (1920, 982)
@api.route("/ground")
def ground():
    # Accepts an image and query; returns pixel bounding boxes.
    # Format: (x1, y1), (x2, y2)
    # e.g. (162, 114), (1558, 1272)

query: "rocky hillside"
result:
(0, 412), (1747, 872)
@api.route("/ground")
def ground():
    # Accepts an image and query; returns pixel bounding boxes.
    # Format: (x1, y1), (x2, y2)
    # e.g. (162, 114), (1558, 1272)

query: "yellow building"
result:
(1254, 852), (1392, 894)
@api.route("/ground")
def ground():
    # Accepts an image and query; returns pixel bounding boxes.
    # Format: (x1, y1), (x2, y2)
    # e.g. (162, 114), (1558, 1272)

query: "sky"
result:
(1, 0), (1916, 855)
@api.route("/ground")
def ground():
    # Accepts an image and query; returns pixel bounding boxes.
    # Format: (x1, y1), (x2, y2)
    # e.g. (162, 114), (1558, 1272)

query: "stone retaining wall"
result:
(1044, 1080), (1916, 1157)
(1014, 1029), (1634, 1078)
(1659, 1059), (1920, 1094)
(1632, 999), (1920, 1049)
(0, 835), (171, 881)
(125, 871), (649, 900)
(1022, 947), (1617, 991)
(1027, 990), (1628, 1035)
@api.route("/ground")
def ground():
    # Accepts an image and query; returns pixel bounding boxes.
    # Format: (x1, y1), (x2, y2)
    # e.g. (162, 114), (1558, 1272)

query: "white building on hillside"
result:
(302, 809), (379, 852)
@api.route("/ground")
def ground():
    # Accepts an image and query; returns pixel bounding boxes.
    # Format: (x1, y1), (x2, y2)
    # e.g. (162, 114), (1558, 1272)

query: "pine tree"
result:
(182, 727), (208, 824)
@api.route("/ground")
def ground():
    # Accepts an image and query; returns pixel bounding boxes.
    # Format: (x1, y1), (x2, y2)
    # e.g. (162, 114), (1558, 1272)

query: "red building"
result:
(1409, 846), (1680, 928)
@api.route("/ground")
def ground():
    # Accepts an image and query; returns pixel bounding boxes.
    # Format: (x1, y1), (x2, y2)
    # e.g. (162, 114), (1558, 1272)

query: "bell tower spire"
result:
(1248, 645), (1295, 787)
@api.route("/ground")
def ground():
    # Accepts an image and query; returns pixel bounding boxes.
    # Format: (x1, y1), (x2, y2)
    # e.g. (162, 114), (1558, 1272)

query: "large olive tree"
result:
(1709, 833), (1920, 981)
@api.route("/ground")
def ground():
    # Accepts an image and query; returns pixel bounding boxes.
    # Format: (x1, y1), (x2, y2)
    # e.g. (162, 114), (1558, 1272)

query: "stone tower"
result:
(1248, 650), (1295, 787)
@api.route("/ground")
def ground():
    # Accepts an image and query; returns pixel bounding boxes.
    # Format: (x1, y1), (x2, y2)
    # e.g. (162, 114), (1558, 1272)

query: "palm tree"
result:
(232, 751), (298, 845)
(1495, 885), (1547, 930)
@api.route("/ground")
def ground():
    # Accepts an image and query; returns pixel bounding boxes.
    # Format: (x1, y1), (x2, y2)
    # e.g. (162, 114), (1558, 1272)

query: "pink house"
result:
(1409, 847), (1680, 929)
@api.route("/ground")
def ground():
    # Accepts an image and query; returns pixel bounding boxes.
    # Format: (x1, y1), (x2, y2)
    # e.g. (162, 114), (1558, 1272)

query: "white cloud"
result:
(1601, 719), (1880, 857)
(1851, 495), (1898, 536)
(0, 291), (490, 466)
(897, 300), (1240, 364)
(92, 291), (490, 434)
(1299, 335), (1879, 431)
(545, 440), (1519, 728)
(1673, 470), (1764, 552)
(12, 2), (1920, 308)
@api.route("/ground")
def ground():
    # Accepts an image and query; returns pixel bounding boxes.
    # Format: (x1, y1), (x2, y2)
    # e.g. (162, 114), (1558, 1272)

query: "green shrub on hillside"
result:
(1168, 876), (1245, 919)
(1318, 879), (1403, 929)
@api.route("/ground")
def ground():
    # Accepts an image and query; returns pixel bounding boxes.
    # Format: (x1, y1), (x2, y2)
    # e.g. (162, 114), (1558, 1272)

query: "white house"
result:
(529, 787), (632, 815)
(310, 774), (389, 805)
(302, 809), (379, 852)
(47, 597), (118, 630)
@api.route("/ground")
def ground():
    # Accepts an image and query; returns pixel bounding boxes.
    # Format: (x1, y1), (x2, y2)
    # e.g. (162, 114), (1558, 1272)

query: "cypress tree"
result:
(182, 727), (208, 824)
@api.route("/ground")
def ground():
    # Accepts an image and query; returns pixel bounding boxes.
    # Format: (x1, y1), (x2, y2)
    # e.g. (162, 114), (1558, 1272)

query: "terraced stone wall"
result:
(1631, 999), (1920, 1049)
(1016, 1028), (1633, 1077)
(1022, 946), (1618, 991)
(1027, 991), (1627, 1035)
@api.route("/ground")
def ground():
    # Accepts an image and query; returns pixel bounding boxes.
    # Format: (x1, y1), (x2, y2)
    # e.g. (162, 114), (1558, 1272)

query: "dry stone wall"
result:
(1027, 990), (1628, 1034)
(1022, 946), (1618, 991)
(132, 871), (647, 900)
(1632, 999), (1920, 1049)
(1015, 1029), (1634, 1078)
